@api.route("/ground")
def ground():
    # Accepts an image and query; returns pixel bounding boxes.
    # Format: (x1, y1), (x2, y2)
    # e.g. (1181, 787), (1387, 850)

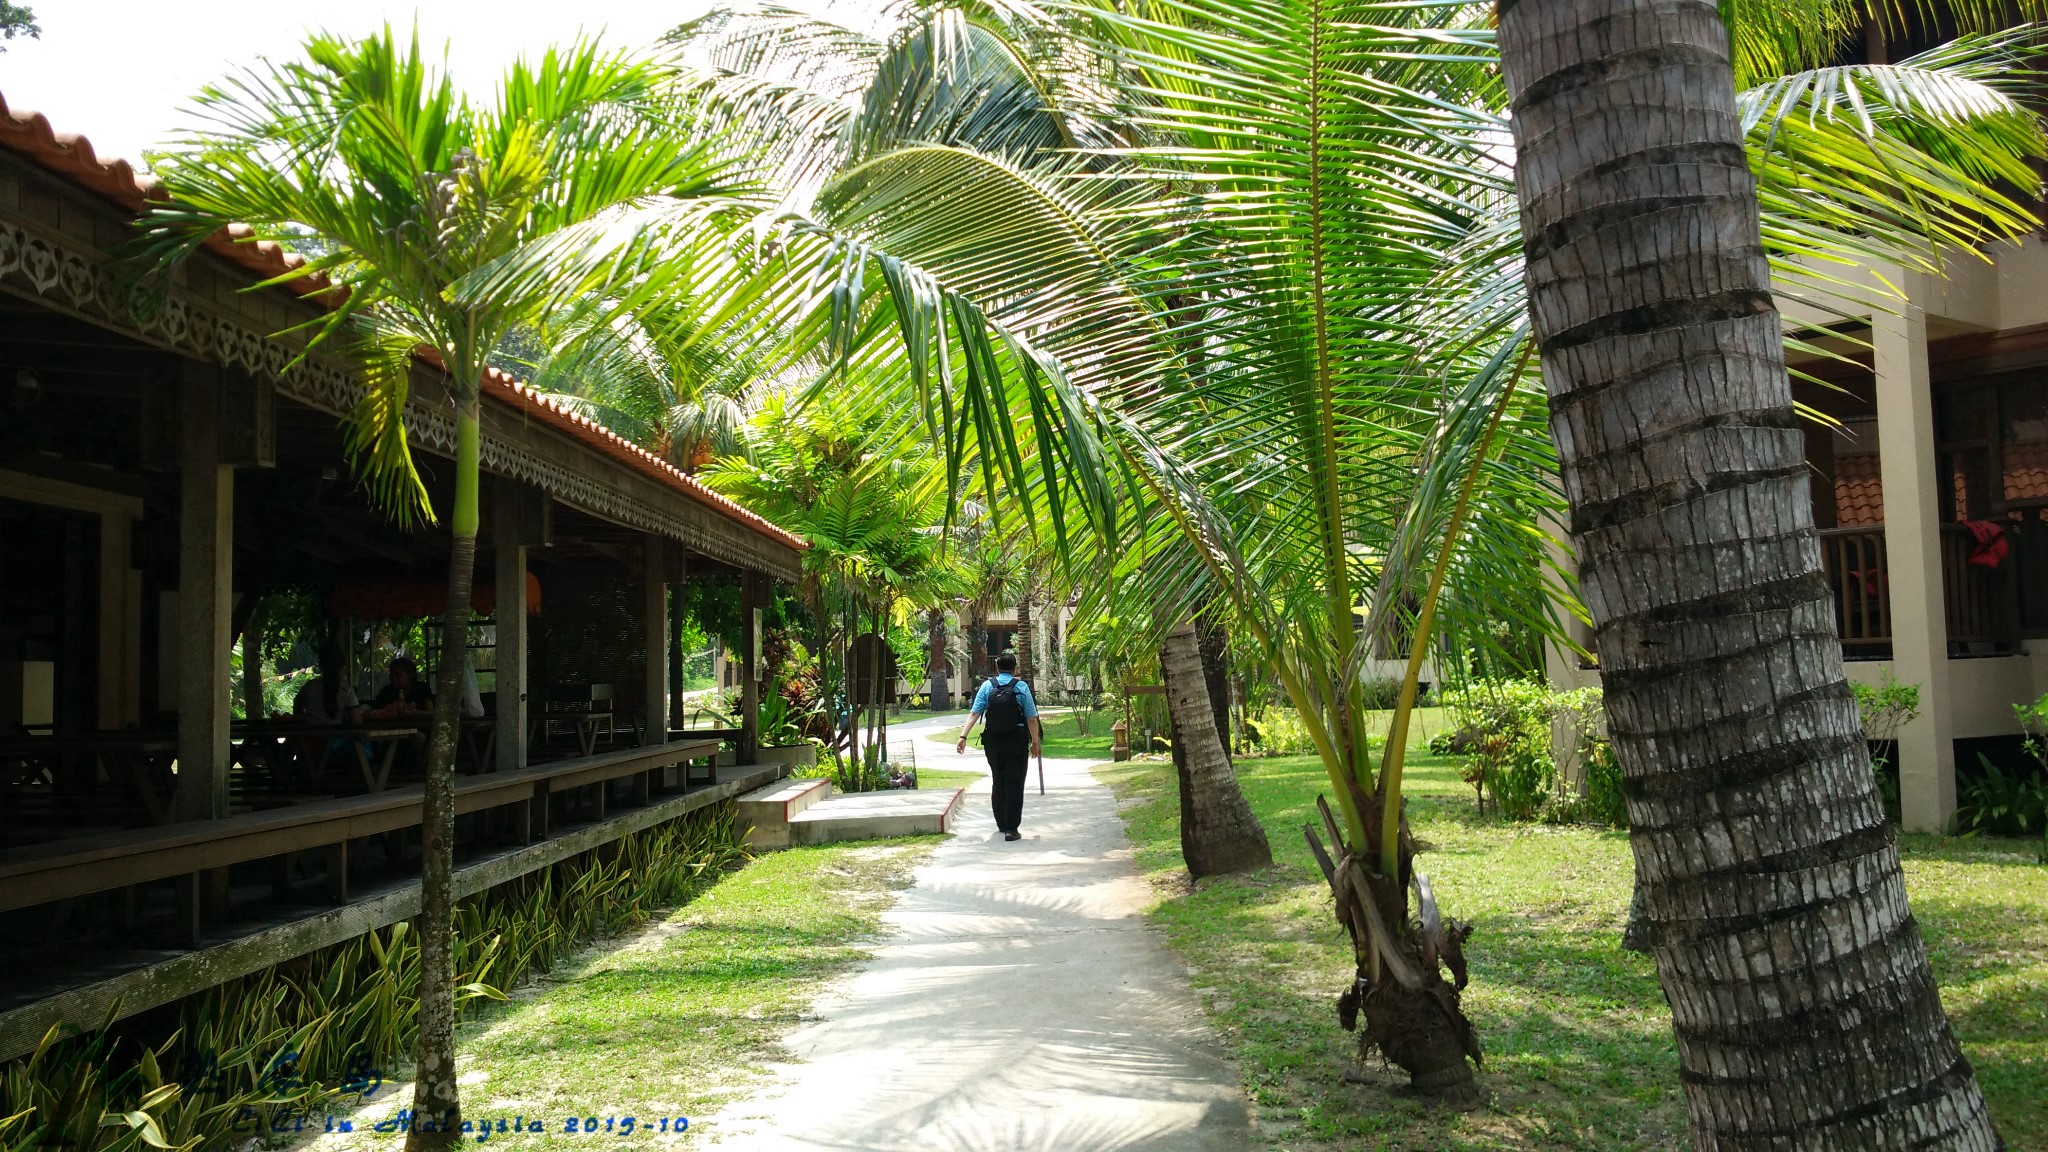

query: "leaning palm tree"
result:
(135, 31), (746, 1148)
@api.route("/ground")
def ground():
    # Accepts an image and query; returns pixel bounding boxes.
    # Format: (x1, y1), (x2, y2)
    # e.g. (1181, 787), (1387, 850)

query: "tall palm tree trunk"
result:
(927, 608), (951, 709)
(968, 604), (990, 679)
(1016, 592), (1035, 681)
(241, 602), (265, 719)
(1161, 621), (1271, 876)
(408, 403), (479, 1150)
(1498, 1), (1998, 1146)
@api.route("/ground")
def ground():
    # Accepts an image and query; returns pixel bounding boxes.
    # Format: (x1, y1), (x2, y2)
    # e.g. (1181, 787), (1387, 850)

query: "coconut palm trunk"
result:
(1498, 0), (1999, 1146)
(1016, 592), (1035, 681)
(1161, 620), (1271, 876)
(927, 608), (950, 708)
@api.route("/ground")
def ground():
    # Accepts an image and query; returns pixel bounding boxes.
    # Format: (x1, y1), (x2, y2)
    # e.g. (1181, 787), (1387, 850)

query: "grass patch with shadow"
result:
(307, 837), (941, 1150)
(1092, 729), (2047, 1150)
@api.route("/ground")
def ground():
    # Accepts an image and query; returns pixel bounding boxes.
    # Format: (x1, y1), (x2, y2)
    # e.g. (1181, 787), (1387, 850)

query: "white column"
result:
(1872, 289), (1956, 832)
(172, 363), (234, 822)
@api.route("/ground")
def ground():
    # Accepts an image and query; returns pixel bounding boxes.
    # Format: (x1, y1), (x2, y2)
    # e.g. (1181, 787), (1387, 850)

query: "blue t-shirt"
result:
(970, 673), (1039, 719)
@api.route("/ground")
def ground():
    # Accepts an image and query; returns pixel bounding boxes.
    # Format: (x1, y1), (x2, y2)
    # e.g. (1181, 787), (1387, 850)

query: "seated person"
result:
(293, 653), (363, 726)
(368, 657), (433, 720)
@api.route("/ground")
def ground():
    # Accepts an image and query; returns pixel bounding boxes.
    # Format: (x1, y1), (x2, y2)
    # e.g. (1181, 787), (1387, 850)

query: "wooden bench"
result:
(0, 739), (721, 936)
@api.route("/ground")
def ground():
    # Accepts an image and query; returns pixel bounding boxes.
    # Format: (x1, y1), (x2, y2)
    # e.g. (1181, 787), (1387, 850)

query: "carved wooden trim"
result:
(0, 215), (799, 580)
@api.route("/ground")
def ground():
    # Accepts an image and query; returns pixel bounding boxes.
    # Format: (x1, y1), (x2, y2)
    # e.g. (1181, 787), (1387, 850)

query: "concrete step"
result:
(787, 788), (965, 846)
(736, 775), (830, 850)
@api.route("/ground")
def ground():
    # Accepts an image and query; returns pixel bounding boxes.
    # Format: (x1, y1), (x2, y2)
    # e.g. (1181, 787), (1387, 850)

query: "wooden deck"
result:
(0, 757), (779, 1061)
(0, 739), (724, 915)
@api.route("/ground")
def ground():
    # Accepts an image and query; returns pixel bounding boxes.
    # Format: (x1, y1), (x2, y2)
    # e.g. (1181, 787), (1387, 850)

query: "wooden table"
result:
(544, 712), (615, 757)
(0, 734), (179, 824)
(234, 723), (425, 793)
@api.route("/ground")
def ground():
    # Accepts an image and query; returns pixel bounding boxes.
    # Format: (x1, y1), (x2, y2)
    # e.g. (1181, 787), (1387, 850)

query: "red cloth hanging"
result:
(329, 570), (542, 619)
(1961, 520), (2008, 569)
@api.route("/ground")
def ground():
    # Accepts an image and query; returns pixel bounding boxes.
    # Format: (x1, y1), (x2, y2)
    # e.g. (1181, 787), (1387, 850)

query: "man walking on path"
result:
(956, 652), (1041, 841)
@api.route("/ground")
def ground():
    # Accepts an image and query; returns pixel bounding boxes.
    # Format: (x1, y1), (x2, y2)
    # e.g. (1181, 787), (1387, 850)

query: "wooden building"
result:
(0, 95), (804, 1056)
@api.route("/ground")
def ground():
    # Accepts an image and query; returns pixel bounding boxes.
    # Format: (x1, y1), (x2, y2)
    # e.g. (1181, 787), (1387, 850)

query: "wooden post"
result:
(493, 484), (529, 774)
(172, 362), (234, 823)
(738, 571), (765, 766)
(642, 538), (669, 747)
(325, 841), (348, 902)
(98, 506), (141, 729)
(175, 872), (202, 946)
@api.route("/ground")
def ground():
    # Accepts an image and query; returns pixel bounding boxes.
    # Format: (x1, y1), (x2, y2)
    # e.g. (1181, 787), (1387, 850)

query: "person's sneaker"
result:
(1004, 831), (1021, 841)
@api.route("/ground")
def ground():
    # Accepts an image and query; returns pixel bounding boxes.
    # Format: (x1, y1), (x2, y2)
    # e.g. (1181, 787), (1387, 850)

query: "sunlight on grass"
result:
(318, 838), (939, 1149)
(1092, 741), (2048, 1151)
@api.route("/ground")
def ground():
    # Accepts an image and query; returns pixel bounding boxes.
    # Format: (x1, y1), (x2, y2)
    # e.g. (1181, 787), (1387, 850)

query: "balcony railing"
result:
(1816, 523), (2024, 658)
(1819, 526), (1893, 655)
(1940, 523), (2019, 653)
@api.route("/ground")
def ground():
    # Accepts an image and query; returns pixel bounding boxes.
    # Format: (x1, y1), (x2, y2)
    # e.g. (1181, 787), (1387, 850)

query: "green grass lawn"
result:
(913, 767), (983, 791)
(316, 838), (940, 1148)
(1091, 732), (2048, 1150)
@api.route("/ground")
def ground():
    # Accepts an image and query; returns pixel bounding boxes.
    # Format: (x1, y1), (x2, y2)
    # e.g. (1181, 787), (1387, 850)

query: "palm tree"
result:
(703, 391), (961, 787)
(673, 0), (1277, 873)
(515, 298), (772, 472)
(135, 32), (744, 1147)
(671, 0), (2048, 1100)
(1495, 0), (2041, 1143)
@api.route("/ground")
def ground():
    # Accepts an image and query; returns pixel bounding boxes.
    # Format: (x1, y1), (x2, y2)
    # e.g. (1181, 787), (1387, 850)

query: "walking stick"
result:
(1037, 747), (1045, 795)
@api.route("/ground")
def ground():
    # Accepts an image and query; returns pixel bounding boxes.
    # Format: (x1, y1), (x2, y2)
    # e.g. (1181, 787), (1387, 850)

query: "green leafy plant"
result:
(1854, 674), (1921, 822)
(758, 692), (819, 749)
(2017, 692), (2048, 860)
(1958, 754), (2048, 837)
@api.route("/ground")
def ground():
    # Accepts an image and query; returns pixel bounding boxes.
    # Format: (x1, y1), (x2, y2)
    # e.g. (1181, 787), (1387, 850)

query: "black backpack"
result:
(983, 678), (1024, 736)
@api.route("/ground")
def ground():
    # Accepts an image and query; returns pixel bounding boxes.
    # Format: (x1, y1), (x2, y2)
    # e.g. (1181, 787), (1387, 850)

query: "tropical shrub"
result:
(1239, 707), (1321, 757)
(1958, 754), (2048, 836)
(1853, 675), (1921, 823)
(1439, 680), (1623, 826)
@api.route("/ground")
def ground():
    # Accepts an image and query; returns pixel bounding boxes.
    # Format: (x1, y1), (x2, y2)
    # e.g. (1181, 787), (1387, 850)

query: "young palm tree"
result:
(135, 31), (746, 1147)
(702, 392), (961, 785)
(1496, 0), (2043, 1143)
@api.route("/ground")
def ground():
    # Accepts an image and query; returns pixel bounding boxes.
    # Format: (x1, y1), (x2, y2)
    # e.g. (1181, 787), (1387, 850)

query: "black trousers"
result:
(982, 734), (1030, 833)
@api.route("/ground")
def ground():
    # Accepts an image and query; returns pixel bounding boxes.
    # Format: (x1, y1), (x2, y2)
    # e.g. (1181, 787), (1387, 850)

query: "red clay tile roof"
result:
(0, 93), (335, 294)
(2007, 441), (2048, 504)
(0, 92), (803, 554)
(1834, 453), (1884, 526)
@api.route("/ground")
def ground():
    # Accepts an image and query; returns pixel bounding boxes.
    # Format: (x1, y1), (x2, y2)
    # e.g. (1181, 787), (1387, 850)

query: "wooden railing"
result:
(0, 738), (724, 923)
(1819, 526), (1893, 654)
(1939, 523), (2019, 652)
(1817, 523), (2024, 657)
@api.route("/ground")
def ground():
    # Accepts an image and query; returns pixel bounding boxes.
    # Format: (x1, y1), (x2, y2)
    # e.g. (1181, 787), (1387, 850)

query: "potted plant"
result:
(756, 692), (820, 770)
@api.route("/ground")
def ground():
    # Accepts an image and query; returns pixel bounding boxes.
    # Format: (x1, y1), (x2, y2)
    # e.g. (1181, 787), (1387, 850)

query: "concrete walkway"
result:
(700, 713), (1251, 1151)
